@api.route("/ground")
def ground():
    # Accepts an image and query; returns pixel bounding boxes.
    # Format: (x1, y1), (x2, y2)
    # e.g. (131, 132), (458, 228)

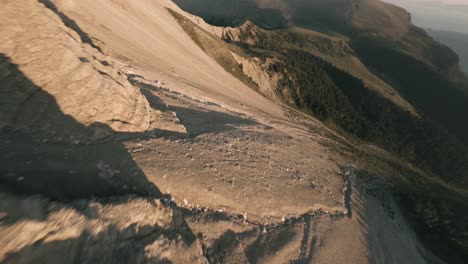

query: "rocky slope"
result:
(168, 0), (468, 261)
(1, 0), (467, 263)
(174, 1), (468, 189)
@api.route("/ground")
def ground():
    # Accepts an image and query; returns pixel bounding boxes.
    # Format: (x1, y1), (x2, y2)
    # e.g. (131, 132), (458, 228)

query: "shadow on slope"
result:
(38, 0), (102, 52)
(0, 53), (161, 199)
(173, 0), (288, 29)
(3, 228), (170, 264)
(1, 196), (198, 264)
(267, 49), (468, 187)
(129, 75), (258, 137)
(353, 32), (468, 144)
(0, 53), (203, 262)
(345, 167), (468, 264)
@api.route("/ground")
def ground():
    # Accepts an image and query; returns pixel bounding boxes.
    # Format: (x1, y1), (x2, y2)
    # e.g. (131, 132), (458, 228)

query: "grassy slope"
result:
(167, 9), (260, 93)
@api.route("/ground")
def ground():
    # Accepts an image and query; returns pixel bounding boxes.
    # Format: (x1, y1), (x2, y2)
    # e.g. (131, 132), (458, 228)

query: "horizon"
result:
(383, 0), (468, 33)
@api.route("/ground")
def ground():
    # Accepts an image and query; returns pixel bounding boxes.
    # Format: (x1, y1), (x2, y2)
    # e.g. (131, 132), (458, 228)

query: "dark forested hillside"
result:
(243, 33), (468, 187)
(173, 0), (288, 29)
(427, 29), (468, 76)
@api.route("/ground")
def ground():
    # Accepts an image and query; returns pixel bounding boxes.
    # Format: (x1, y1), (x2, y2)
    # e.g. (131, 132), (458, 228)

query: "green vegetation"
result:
(170, 2), (468, 260)
(273, 50), (468, 185)
(169, 9), (468, 188)
(171, 4), (468, 190)
(167, 8), (259, 91)
(226, 25), (468, 188)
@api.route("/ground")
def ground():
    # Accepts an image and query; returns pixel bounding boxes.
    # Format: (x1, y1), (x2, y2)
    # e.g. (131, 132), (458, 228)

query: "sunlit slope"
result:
(50, 0), (284, 117)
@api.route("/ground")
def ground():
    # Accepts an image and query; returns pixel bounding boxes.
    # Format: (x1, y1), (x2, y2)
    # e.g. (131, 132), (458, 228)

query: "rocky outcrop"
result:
(0, 0), (155, 135)
(0, 194), (208, 264)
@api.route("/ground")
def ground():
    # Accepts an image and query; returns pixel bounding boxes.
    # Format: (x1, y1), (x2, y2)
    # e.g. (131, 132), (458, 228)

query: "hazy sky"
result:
(383, 0), (468, 33)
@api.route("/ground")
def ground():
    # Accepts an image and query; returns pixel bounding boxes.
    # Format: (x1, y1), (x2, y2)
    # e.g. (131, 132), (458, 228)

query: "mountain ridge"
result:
(1, 0), (467, 263)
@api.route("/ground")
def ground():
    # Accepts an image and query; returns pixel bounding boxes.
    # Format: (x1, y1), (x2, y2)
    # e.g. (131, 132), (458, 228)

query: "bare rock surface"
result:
(0, 0), (461, 263)
(0, 0), (185, 137)
(0, 194), (208, 264)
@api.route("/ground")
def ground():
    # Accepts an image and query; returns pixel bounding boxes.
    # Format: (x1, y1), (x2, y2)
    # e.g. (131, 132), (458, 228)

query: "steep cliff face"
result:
(0, 0), (156, 135)
(0, 0), (199, 142)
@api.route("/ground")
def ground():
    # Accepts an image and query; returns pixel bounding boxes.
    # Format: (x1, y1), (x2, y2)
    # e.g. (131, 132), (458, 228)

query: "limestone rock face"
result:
(0, 1), (466, 263)
(0, 0), (154, 135)
(0, 194), (208, 264)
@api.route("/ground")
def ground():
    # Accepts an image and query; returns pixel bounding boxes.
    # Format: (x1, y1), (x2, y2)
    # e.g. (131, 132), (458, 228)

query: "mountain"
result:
(174, 0), (412, 37)
(382, 0), (468, 34)
(426, 29), (468, 75)
(1, 0), (467, 263)
(170, 0), (468, 261)
(175, 0), (468, 181)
